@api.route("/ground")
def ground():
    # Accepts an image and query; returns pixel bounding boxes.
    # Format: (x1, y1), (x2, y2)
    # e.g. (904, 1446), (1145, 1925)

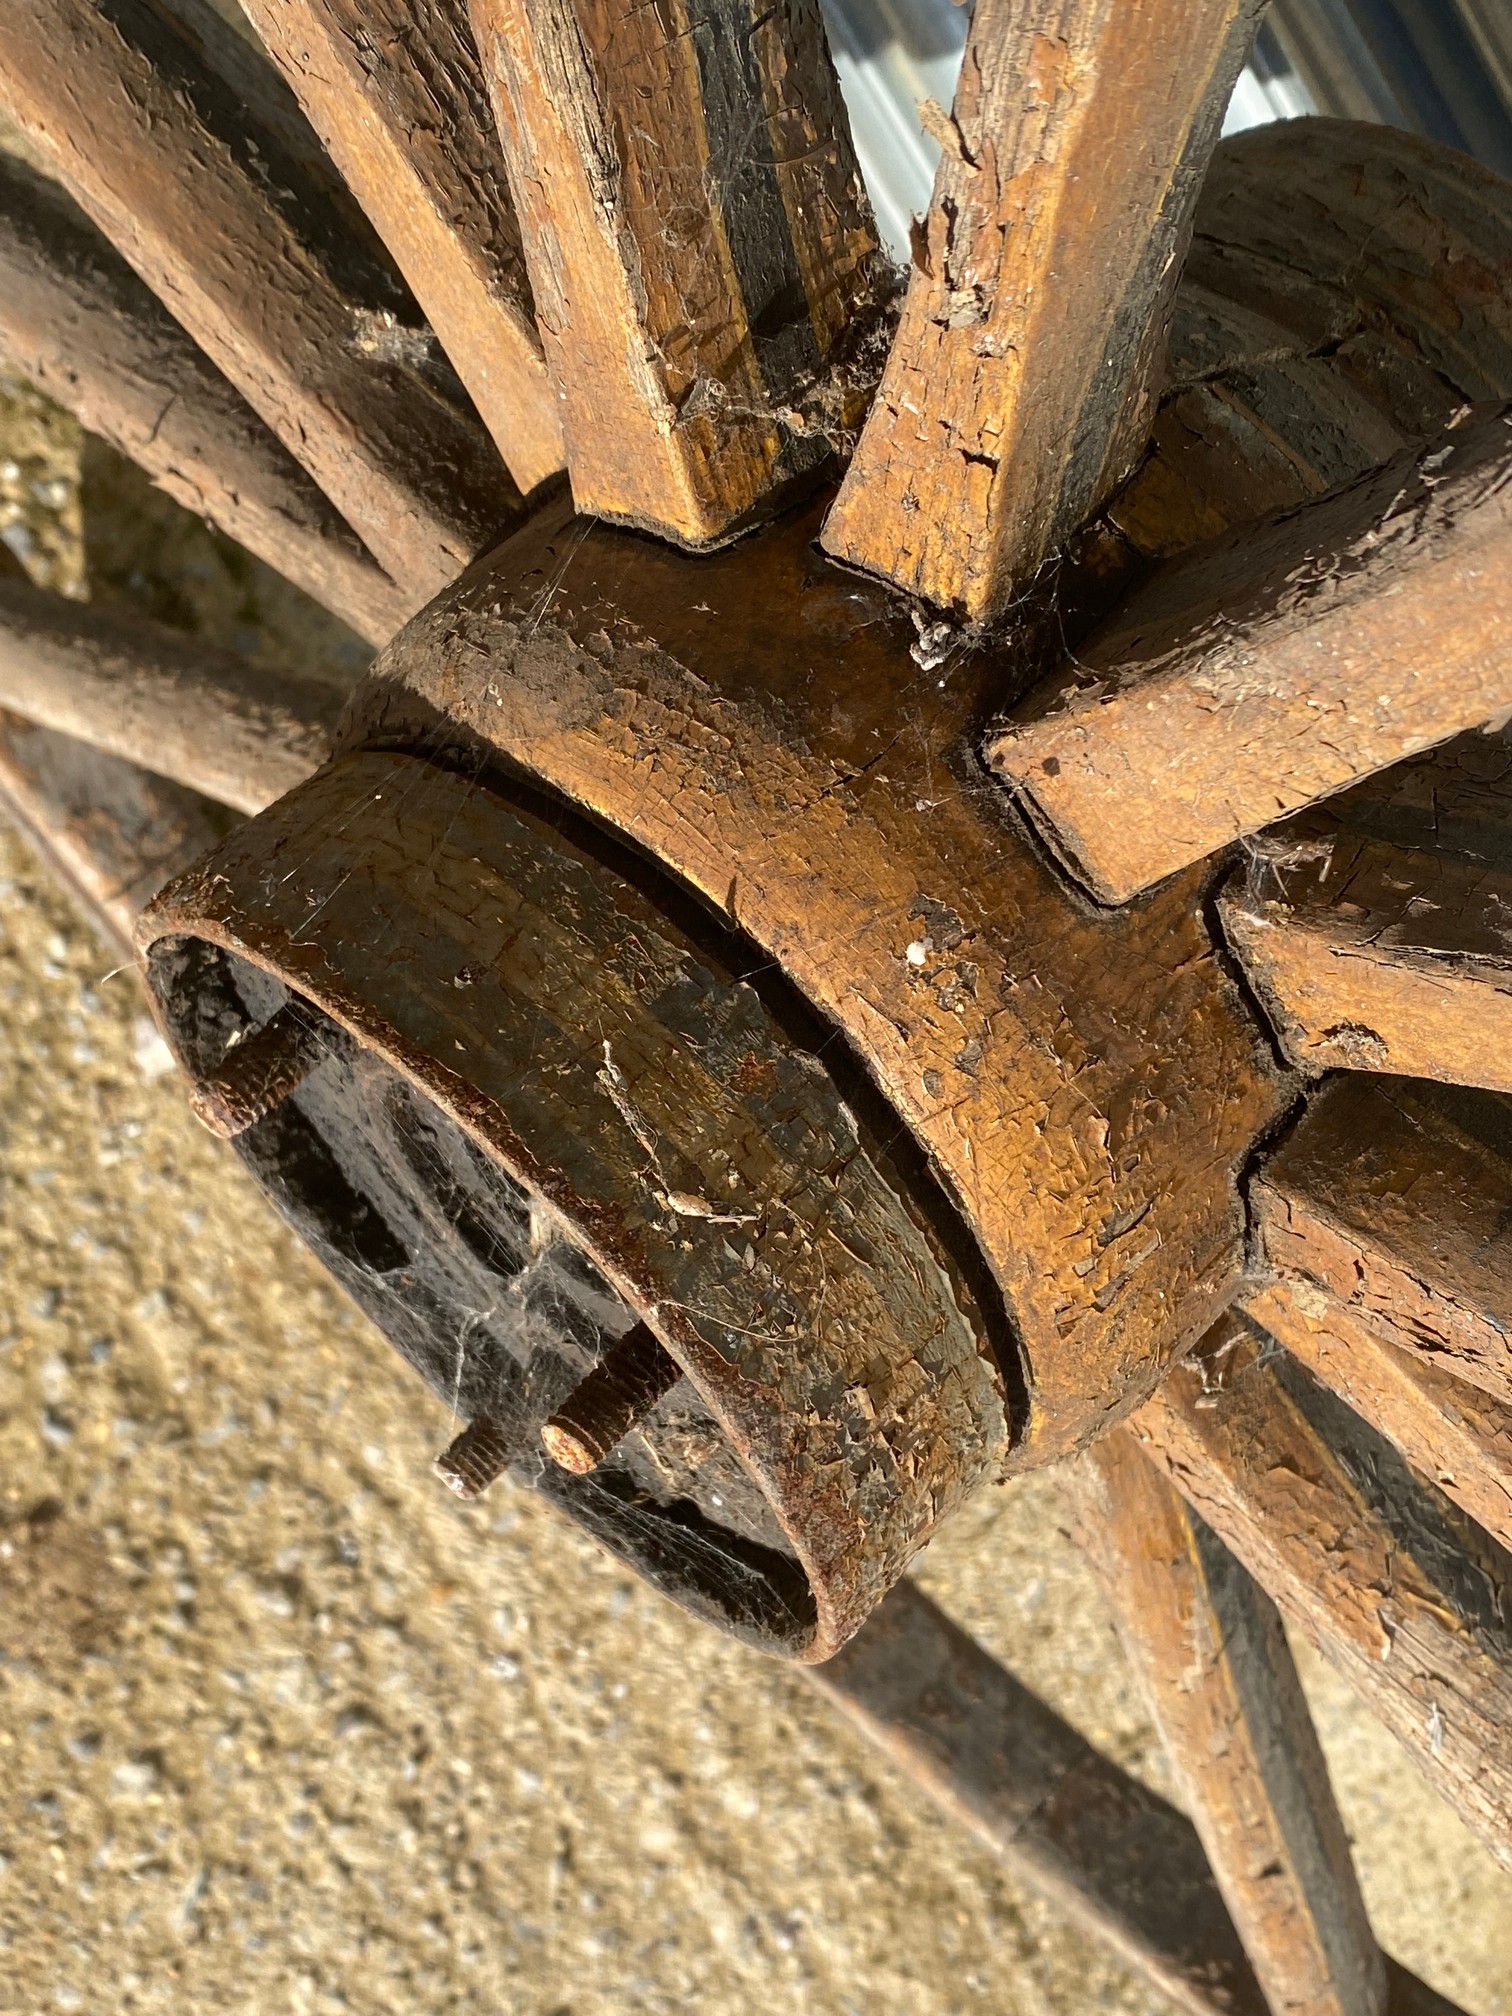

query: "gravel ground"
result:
(1, 372), (1510, 2016)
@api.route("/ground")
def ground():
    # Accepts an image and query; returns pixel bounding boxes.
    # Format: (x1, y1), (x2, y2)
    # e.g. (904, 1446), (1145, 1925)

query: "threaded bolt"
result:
(435, 1416), (513, 1500)
(189, 998), (328, 1138)
(541, 1322), (681, 1475)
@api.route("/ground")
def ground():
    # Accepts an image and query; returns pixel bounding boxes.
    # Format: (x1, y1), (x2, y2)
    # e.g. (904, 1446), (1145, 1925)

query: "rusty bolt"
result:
(541, 1323), (681, 1475)
(189, 998), (327, 1138)
(435, 1416), (514, 1500)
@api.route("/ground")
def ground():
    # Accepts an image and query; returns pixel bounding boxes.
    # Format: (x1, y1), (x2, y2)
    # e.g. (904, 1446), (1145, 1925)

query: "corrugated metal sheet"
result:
(823, 0), (1511, 265)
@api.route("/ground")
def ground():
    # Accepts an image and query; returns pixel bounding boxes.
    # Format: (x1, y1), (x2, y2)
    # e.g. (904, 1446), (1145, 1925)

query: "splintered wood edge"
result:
(986, 409), (1512, 902)
(1065, 1429), (1387, 2016)
(821, 0), (1267, 623)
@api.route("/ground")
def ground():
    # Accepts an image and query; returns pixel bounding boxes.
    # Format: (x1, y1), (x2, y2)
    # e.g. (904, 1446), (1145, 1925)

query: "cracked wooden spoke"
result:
(820, 0), (1267, 624)
(0, 0), (523, 599)
(1250, 1075), (1512, 1411)
(0, 151), (409, 648)
(989, 408), (1512, 903)
(239, 0), (564, 495)
(1135, 1316), (1512, 1872)
(1219, 725), (1512, 1090)
(0, 577), (336, 817)
(467, 0), (889, 544)
(1066, 1430), (1387, 2016)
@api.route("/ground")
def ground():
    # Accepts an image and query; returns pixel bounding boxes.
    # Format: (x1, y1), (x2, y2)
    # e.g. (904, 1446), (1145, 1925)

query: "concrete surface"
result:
(1, 363), (1510, 2016)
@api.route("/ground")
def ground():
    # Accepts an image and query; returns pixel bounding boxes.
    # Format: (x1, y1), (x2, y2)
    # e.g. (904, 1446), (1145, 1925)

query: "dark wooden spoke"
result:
(0, 0), (523, 599)
(811, 1578), (1274, 2016)
(821, 0), (1267, 624)
(0, 577), (335, 816)
(989, 409), (1512, 903)
(1252, 1074), (1512, 1411)
(1067, 1430), (1388, 2016)
(812, 1579), (1462, 2016)
(0, 150), (410, 647)
(1219, 726), (1512, 1090)
(1136, 1316), (1512, 1872)
(467, 0), (890, 544)
(0, 709), (238, 955)
(239, 0), (564, 494)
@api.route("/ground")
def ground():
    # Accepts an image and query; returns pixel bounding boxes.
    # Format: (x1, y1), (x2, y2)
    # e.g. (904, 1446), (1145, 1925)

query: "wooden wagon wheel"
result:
(1, 1), (1511, 2008)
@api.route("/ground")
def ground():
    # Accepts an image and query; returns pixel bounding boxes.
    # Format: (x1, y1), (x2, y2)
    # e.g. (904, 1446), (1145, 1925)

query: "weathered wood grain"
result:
(820, 0), (1267, 624)
(468, 0), (889, 543)
(0, 576), (334, 815)
(1218, 726), (1512, 1090)
(1244, 1282), (1512, 1553)
(0, 150), (409, 647)
(1251, 1075), (1512, 1411)
(0, 708), (236, 953)
(0, 0), (523, 599)
(1067, 1430), (1387, 2016)
(989, 408), (1512, 902)
(1135, 1317), (1512, 1871)
(239, 0), (564, 493)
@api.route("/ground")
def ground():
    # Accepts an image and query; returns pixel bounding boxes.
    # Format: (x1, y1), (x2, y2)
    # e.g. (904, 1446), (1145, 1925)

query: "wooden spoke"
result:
(988, 408), (1512, 904)
(0, 577), (335, 816)
(0, 709), (237, 954)
(811, 1578), (1273, 2016)
(467, 0), (889, 544)
(1135, 1316), (1512, 1872)
(819, 0), (1267, 625)
(0, 151), (410, 647)
(1250, 1075), (1512, 1411)
(813, 1580), (1460, 2016)
(1067, 1431), (1387, 2016)
(1219, 726), (1512, 1091)
(0, 0), (523, 599)
(1243, 1285), (1512, 1554)
(238, 0), (564, 494)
